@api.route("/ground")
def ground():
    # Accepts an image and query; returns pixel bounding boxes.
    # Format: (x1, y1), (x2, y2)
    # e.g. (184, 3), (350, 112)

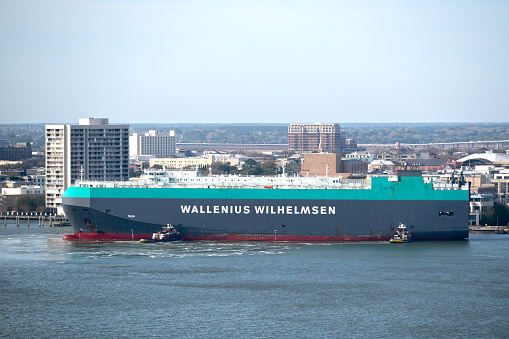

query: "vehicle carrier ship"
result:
(62, 169), (470, 241)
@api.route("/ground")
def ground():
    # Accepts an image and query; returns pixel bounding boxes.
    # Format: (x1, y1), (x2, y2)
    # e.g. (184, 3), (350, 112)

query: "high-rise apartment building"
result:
(45, 118), (129, 214)
(288, 123), (345, 153)
(129, 130), (176, 159)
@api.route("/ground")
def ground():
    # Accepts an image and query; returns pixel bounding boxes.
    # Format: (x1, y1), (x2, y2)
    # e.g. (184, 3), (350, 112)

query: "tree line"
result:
(1, 123), (508, 146)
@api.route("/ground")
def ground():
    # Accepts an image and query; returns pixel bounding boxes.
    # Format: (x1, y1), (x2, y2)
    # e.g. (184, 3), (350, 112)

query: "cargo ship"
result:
(62, 169), (470, 241)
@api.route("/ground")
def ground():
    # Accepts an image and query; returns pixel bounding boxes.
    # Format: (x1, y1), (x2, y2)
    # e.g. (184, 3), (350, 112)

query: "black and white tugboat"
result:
(140, 224), (182, 243)
(389, 223), (413, 243)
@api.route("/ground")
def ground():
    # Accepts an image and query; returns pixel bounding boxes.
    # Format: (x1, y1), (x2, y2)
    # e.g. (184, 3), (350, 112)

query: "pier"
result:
(1, 211), (70, 227)
(469, 226), (508, 233)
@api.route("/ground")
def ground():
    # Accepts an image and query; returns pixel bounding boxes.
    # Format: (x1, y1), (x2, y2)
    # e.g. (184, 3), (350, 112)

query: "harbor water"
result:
(1, 222), (508, 338)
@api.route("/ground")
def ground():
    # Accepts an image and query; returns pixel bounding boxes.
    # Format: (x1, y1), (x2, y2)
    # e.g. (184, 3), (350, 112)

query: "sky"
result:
(0, 0), (508, 124)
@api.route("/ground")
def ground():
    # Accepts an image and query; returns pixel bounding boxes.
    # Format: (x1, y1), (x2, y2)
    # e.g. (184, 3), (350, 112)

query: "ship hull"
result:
(62, 196), (469, 241)
(62, 176), (470, 242)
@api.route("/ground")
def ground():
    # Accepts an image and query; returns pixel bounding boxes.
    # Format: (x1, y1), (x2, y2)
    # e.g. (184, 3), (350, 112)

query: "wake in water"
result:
(65, 241), (294, 259)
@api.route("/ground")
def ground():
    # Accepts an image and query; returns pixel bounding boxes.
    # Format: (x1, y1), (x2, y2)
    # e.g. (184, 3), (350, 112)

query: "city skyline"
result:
(1, 0), (508, 124)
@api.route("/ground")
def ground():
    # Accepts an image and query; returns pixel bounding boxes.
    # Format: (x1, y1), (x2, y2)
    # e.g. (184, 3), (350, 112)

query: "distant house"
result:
(403, 159), (450, 172)
(368, 160), (396, 173)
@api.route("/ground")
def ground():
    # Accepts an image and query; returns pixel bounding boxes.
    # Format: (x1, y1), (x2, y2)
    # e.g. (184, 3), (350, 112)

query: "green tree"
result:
(244, 158), (257, 168)
(247, 167), (263, 175)
(129, 168), (142, 178)
(482, 203), (509, 226)
(15, 195), (45, 212)
(218, 162), (238, 174)
(261, 161), (277, 175)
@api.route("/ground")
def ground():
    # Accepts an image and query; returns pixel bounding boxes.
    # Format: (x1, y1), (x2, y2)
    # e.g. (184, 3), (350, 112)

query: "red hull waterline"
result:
(63, 232), (395, 242)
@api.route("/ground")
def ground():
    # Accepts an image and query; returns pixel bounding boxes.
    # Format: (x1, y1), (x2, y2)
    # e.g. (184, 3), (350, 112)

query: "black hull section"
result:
(63, 197), (469, 241)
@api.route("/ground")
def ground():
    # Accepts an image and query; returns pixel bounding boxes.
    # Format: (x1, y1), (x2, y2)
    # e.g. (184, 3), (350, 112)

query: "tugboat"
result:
(140, 224), (182, 243)
(389, 223), (413, 243)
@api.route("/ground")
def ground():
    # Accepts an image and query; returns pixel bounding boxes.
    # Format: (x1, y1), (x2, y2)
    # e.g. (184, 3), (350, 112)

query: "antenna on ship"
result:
(80, 165), (84, 182)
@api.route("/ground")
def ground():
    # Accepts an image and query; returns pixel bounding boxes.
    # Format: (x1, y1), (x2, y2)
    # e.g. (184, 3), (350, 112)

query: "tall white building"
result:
(129, 130), (176, 159)
(45, 118), (129, 214)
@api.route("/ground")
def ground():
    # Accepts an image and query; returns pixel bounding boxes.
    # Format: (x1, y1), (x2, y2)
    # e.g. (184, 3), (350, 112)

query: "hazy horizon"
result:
(2, 121), (509, 127)
(1, 1), (508, 124)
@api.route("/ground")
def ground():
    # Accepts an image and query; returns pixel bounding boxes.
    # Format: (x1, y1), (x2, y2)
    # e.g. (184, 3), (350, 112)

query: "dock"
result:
(1, 211), (70, 227)
(469, 226), (508, 233)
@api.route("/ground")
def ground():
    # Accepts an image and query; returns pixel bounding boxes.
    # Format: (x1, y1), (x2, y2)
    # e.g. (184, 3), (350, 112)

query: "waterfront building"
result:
(469, 194), (494, 226)
(2, 186), (45, 196)
(492, 170), (509, 206)
(129, 130), (176, 159)
(1, 186), (45, 212)
(463, 173), (497, 196)
(45, 118), (129, 214)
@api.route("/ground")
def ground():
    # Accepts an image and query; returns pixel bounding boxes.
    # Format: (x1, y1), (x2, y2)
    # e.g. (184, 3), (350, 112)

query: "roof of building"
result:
(405, 159), (449, 166)
(458, 152), (509, 164)
(369, 160), (395, 166)
(342, 159), (368, 163)
(470, 194), (494, 198)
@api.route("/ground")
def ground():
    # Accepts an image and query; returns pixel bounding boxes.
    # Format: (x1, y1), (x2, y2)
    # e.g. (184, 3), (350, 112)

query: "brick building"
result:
(301, 153), (341, 177)
(0, 143), (32, 161)
(300, 153), (367, 177)
(288, 123), (345, 153)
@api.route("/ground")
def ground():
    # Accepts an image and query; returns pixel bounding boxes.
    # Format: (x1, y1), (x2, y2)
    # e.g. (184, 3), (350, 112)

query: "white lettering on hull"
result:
(180, 205), (336, 215)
